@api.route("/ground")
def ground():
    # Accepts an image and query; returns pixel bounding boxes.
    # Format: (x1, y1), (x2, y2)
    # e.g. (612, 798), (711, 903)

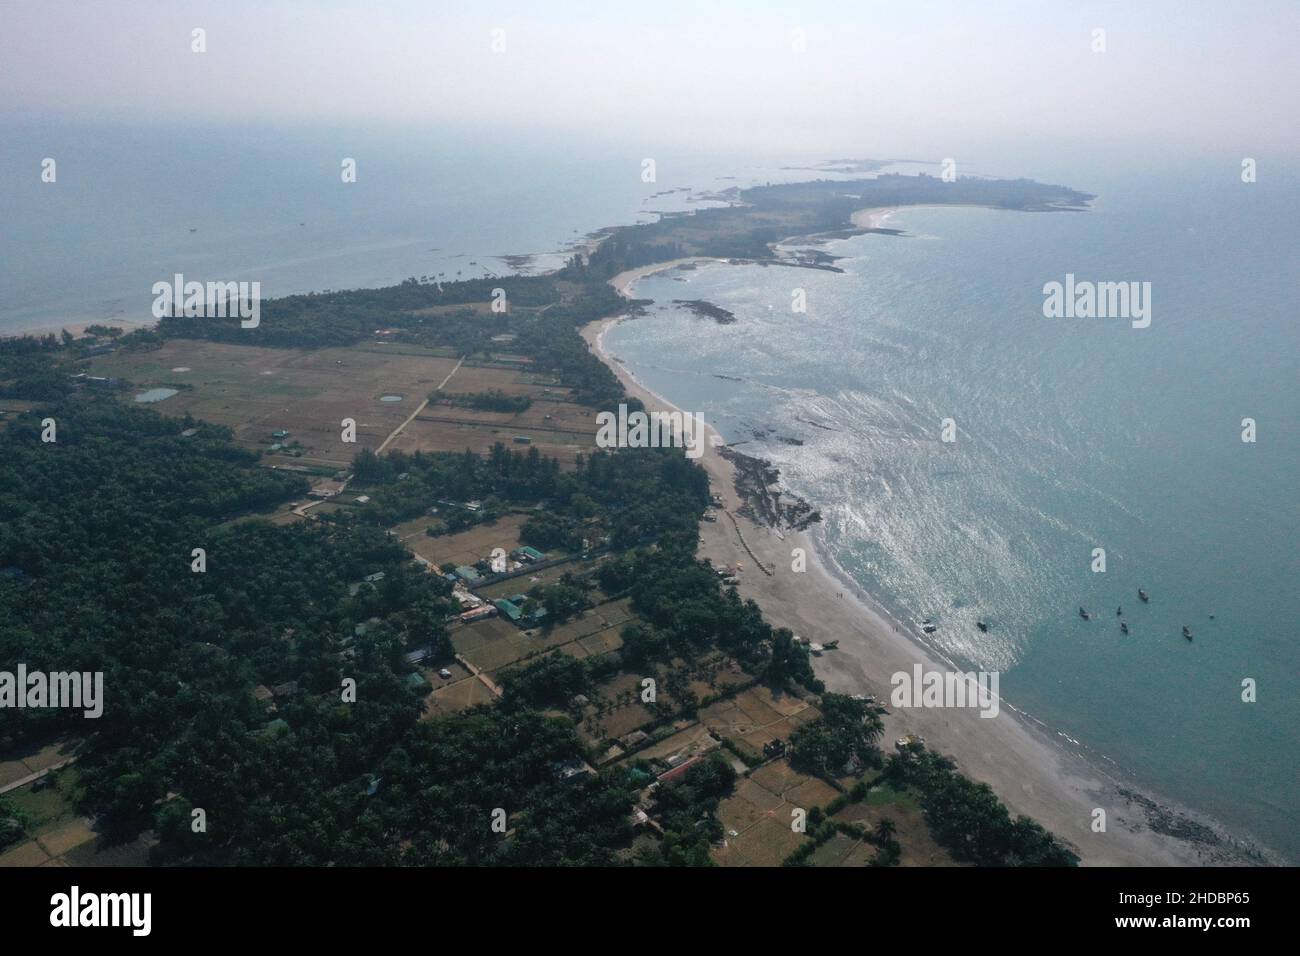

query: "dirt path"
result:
(376, 355), (464, 455)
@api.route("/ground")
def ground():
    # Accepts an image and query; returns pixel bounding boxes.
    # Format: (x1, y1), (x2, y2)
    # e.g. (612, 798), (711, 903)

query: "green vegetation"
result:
(436, 389), (532, 413)
(883, 749), (1078, 866)
(788, 693), (884, 777)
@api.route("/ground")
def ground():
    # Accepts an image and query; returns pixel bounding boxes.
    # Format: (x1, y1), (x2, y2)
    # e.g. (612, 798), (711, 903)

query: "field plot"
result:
(699, 687), (820, 762)
(712, 756), (837, 866)
(685, 658), (752, 701)
(831, 787), (955, 866)
(386, 361), (600, 467)
(715, 815), (806, 867)
(475, 556), (605, 601)
(421, 662), (497, 718)
(0, 768), (103, 868)
(0, 740), (78, 790)
(391, 513), (529, 568)
(450, 617), (532, 673)
(90, 341), (460, 467)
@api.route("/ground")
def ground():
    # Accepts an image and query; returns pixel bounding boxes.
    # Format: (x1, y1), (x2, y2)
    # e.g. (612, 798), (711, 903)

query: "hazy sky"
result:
(2, 0), (1296, 158)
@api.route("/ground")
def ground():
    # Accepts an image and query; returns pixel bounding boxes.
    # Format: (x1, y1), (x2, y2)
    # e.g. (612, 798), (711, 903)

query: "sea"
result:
(2, 121), (1296, 862)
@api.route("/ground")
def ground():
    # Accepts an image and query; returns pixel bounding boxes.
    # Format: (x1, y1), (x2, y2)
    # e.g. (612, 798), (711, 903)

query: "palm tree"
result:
(873, 818), (897, 845)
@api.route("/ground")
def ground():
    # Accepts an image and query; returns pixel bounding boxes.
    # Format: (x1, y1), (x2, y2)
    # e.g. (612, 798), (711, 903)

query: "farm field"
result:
(390, 513), (530, 569)
(0, 767), (154, 868)
(386, 360), (600, 467)
(90, 340), (460, 467)
(89, 342), (601, 474)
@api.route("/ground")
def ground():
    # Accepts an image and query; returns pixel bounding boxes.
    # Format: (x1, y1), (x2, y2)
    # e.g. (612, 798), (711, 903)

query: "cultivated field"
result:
(391, 513), (530, 568)
(386, 360), (600, 467)
(90, 340), (460, 467)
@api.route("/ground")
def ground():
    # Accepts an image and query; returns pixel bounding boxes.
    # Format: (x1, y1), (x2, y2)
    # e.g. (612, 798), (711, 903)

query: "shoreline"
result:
(586, 254), (1266, 867)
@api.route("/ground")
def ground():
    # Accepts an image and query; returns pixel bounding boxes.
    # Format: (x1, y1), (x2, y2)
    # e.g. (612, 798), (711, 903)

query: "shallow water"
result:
(606, 169), (1300, 861)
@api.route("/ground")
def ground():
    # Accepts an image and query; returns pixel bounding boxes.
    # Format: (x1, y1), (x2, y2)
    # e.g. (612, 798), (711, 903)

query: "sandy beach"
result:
(5, 316), (154, 342)
(585, 257), (1227, 867)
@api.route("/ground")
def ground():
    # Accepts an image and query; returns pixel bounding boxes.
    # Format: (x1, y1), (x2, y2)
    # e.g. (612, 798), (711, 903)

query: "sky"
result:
(1, 0), (1297, 160)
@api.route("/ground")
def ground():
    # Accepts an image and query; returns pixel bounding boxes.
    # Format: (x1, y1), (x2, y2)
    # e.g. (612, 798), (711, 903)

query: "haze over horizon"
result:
(2, 0), (1297, 162)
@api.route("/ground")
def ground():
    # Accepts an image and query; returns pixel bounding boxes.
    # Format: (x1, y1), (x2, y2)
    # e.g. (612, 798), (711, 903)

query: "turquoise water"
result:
(606, 169), (1299, 861)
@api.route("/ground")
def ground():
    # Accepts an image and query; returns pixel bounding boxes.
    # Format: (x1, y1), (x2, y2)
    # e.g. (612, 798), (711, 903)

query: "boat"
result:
(1116, 606), (1123, 616)
(1120, 622), (1129, 635)
(1138, 589), (1149, 602)
(976, 621), (989, 633)
(922, 624), (937, 634)
(1079, 607), (1091, 620)
(1182, 625), (1193, 641)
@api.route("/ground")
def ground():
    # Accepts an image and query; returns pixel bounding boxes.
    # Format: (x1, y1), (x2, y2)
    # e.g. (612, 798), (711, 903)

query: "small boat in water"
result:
(1079, 607), (1091, 620)
(1120, 622), (1129, 635)
(1138, 589), (1149, 603)
(1116, 606), (1123, 617)
(1183, 625), (1193, 641)
(976, 621), (989, 633)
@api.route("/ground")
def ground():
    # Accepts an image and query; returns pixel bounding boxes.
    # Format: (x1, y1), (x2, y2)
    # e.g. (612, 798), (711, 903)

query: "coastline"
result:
(585, 255), (1256, 867)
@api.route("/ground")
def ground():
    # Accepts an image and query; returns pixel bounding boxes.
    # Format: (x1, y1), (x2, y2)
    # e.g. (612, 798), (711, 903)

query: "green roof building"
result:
(494, 598), (523, 623)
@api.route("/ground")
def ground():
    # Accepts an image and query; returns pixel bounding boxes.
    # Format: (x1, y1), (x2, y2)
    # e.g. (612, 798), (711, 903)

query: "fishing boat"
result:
(1139, 588), (1149, 603)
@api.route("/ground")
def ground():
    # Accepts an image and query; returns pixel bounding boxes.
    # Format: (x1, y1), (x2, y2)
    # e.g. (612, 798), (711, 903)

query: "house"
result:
(620, 730), (650, 750)
(271, 430), (290, 439)
(363, 571), (386, 583)
(763, 739), (786, 759)
(355, 495), (371, 504)
(453, 565), (482, 584)
(271, 681), (300, 699)
(452, 588), (482, 607)
(513, 435), (531, 444)
(459, 605), (497, 623)
(403, 646), (432, 665)
(180, 427), (199, 438)
(494, 598), (524, 623)
(514, 546), (545, 563)
(552, 756), (595, 784)
(656, 756), (702, 784)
